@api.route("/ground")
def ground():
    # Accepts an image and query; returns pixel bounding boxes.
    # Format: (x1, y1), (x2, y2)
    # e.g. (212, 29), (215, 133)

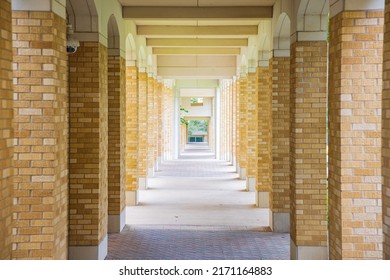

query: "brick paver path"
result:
(106, 143), (289, 260)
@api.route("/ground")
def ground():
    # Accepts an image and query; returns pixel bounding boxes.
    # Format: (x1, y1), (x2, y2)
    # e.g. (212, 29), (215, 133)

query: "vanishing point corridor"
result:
(107, 143), (289, 260)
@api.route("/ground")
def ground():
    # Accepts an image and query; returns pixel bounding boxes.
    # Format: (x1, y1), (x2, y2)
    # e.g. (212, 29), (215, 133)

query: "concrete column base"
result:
(68, 235), (107, 260)
(273, 212), (290, 233)
(256, 191), (270, 208)
(246, 177), (256, 192)
(290, 239), (328, 260)
(108, 208), (126, 233)
(126, 190), (138, 206)
(239, 167), (246, 180)
(138, 177), (147, 190)
(148, 167), (154, 177)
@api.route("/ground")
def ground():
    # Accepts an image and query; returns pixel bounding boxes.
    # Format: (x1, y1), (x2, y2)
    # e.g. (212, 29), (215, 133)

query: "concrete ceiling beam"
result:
(123, 6), (273, 19)
(137, 25), (258, 36)
(147, 38), (248, 47)
(153, 47), (241, 55)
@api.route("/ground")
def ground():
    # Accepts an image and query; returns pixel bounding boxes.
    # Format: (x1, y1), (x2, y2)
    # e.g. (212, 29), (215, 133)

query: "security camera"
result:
(67, 25), (80, 54)
(67, 45), (78, 54)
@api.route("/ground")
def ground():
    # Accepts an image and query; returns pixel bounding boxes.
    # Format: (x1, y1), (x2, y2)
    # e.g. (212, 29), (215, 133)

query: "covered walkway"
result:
(107, 143), (289, 259)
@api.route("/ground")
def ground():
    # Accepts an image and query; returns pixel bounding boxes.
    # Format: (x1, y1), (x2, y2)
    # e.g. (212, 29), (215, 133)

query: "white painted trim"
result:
(126, 190), (138, 206)
(273, 212), (290, 233)
(68, 235), (108, 260)
(138, 177), (147, 190)
(297, 31), (327, 42)
(239, 167), (247, 180)
(246, 177), (256, 192)
(273, 49), (290, 58)
(12, 0), (66, 19)
(257, 191), (270, 208)
(331, 0), (384, 17)
(290, 239), (329, 260)
(108, 209), (126, 233)
(258, 61), (269, 68)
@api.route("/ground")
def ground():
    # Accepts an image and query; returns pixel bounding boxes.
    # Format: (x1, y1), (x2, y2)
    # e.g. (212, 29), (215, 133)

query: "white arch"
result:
(138, 46), (146, 69)
(125, 34), (137, 63)
(107, 14), (120, 51)
(66, 0), (98, 33)
(273, 12), (291, 57)
(296, 0), (329, 32)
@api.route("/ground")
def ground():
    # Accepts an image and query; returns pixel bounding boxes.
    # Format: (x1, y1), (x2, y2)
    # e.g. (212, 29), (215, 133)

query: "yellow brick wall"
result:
(257, 67), (272, 194)
(120, 58), (126, 210)
(0, 0), (13, 260)
(138, 72), (148, 177)
(180, 124), (187, 151)
(162, 86), (173, 160)
(12, 11), (68, 259)
(68, 42), (108, 247)
(238, 78), (248, 171)
(290, 41), (327, 248)
(247, 72), (259, 181)
(270, 57), (290, 213)
(147, 77), (155, 169)
(107, 55), (125, 215)
(126, 66), (138, 191)
(329, 10), (384, 260)
(233, 80), (239, 164)
(384, 0), (390, 260)
(157, 83), (163, 160)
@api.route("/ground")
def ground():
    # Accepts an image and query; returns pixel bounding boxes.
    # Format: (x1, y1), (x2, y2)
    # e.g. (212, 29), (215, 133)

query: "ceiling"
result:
(119, 0), (275, 86)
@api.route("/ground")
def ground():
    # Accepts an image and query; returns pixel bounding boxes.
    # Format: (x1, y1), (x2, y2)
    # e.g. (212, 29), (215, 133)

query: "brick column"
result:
(153, 79), (159, 170)
(157, 82), (163, 168)
(384, 0), (390, 260)
(270, 56), (290, 233)
(247, 71), (259, 191)
(12, 9), (68, 259)
(329, 6), (384, 259)
(68, 42), (108, 260)
(290, 39), (328, 259)
(0, 0), (13, 260)
(107, 54), (126, 232)
(147, 76), (155, 176)
(125, 65), (138, 205)
(233, 79), (239, 169)
(257, 66), (272, 221)
(238, 77), (248, 180)
(138, 71), (148, 189)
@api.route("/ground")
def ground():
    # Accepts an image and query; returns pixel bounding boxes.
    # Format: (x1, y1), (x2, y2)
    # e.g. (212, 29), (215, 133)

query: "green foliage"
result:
(188, 120), (208, 136)
(180, 105), (189, 125)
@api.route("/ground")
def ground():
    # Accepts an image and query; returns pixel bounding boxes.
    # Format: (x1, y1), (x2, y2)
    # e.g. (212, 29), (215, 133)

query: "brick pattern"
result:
(238, 77), (248, 172)
(107, 55), (125, 215)
(162, 86), (173, 160)
(157, 83), (163, 161)
(0, 0), (13, 260)
(233, 80), (239, 165)
(329, 11), (384, 260)
(147, 77), (155, 170)
(247, 72), (259, 182)
(12, 11), (68, 259)
(290, 41), (327, 249)
(227, 82), (233, 161)
(138, 72), (148, 178)
(126, 66), (138, 191)
(257, 67), (272, 194)
(69, 42), (108, 247)
(180, 124), (187, 152)
(271, 57), (290, 213)
(384, 0), (390, 260)
(221, 84), (227, 159)
(154, 80), (160, 165)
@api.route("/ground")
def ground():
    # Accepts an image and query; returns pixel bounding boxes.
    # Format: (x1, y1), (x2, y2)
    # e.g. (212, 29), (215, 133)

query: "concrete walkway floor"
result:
(106, 143), (289, 260)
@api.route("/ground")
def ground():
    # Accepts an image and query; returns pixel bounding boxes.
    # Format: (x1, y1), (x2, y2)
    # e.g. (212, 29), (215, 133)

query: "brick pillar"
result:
(257, 66), (272, 221)
(147, 76), (155, 176)
(329, 8), (384, 260)
(157, 82), (163, 168)
(107, 54), (126, 233)
(384, 0), (390, 260)
(0, 0), (13, 260)
(290, 40), (328, 259)
(68, 42), (108, 259)
(233, 79), (239, 169)
(126, 65), (138, 205)
(12, 10), (68, 259)
(246, 71), (259, 191)
(138, 72), (148, 189)
(238, 77), (248, 180)
(270, 56), (290, 233)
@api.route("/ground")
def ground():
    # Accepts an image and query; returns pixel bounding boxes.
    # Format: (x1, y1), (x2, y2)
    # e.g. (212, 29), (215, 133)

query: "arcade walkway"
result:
(106, 144), (289, 260)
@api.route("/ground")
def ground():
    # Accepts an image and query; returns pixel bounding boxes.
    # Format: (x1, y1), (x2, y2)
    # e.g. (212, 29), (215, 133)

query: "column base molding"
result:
(290, 239), (328, 260)
(68, 235), (108, 260)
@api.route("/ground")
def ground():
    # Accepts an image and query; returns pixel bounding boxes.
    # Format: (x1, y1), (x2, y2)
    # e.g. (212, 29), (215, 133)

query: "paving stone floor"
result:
(106, 143), (290, 260)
